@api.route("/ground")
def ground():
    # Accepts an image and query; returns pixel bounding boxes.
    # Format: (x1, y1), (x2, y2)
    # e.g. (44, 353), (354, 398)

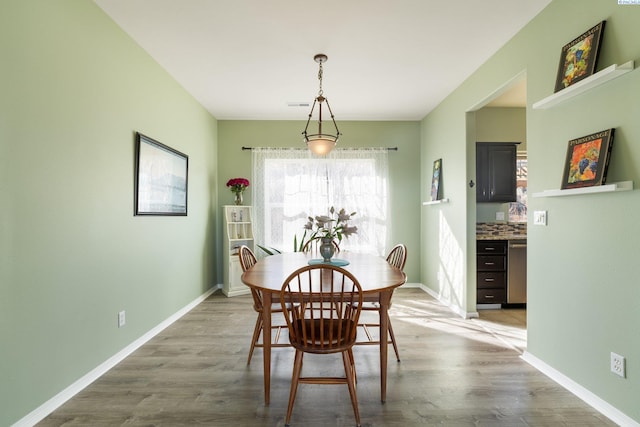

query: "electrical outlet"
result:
(118, 310), (126, 328)
(610, 352), (625, 378)
(496, 212), (505, 221)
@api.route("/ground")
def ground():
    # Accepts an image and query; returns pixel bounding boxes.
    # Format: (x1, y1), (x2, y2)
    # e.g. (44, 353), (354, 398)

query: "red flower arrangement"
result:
(226, 177), (250, 194)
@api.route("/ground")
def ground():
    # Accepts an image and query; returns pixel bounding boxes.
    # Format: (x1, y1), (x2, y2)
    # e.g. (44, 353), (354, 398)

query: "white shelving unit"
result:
(533, 61), (634, 110)
(422, 198), (450, 205)
(223, 205), (254, 297)
(532, 181), (633, 198)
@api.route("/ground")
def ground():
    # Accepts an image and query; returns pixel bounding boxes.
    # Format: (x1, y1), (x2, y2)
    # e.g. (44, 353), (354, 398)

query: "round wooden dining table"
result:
(241, 251), (407, 405)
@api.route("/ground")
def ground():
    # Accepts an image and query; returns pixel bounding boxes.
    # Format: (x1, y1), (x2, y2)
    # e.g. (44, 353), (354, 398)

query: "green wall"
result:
(0, 2), (218, 425)
(476, 107), (527, 147)
(217, 120), (422, 283)
(421, 0), (640, 422)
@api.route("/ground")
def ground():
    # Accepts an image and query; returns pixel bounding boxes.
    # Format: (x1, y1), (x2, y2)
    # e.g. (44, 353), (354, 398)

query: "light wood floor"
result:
(38, 288), (616, 426)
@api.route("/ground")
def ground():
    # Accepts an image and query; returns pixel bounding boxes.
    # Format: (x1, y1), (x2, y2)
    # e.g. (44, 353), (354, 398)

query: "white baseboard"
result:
(12, 286), (219, 427)
(221, 287), (251, 297)
(522, 351), (638, 426)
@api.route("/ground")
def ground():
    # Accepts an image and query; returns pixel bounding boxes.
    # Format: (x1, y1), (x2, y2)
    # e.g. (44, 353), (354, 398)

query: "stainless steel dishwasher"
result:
(507, 240), (527, 304)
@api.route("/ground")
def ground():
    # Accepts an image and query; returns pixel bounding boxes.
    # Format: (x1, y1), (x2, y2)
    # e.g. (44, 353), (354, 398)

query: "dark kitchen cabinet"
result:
(476, 143), (517, 203)
(477, 240), (507, 304)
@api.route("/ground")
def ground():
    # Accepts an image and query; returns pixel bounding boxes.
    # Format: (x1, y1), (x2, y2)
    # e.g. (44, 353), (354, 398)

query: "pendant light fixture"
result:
(302, 54), (341, 156)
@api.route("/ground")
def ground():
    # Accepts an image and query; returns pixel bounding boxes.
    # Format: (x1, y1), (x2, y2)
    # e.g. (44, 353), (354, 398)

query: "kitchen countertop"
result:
(476, 234), (527, 240)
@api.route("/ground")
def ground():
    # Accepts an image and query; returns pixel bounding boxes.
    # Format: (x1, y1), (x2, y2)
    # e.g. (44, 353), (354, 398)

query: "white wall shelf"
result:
(532, 61), (634, 110)
(422, 198), (450, 205)
(532, 181), (633, 198)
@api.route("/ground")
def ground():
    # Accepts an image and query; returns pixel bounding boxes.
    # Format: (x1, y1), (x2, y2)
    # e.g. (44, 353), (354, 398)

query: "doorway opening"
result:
(466, 71), (528, 350)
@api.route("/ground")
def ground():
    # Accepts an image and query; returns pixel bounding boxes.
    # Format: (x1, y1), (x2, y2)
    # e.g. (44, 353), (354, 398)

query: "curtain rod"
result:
(241, 146), (398, 151)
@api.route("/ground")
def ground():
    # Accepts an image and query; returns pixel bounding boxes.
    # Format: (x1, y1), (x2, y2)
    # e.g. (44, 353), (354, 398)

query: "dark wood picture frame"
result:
(134, 132), (188, 216)
(554, 21), (605, 92)
(430, 158), (442, 201)
(561, 128), (614, 190)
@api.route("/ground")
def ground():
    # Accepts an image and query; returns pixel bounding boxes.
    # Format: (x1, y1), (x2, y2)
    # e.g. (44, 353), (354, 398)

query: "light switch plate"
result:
(533, 210), (547, 226)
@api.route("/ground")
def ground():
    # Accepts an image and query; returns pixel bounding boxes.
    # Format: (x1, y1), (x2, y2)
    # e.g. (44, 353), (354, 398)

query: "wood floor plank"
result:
(37, 289), (616, 426)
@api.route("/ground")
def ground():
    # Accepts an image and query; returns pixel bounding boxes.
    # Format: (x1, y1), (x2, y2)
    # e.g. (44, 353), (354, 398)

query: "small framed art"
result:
(554, 21), (605, 92)
(134, 132), (188, 215)
(430, 158), (442, 201)
(561, 128), (614, 190)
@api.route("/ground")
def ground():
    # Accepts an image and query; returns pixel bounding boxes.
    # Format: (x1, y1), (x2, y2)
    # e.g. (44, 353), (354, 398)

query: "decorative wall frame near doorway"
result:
(134, 132), (188, 215)
(561, 128), (614, 190)
(509, 152), (528, 222)
(430, 158), (442, 201)
(554, 20), (606, 92)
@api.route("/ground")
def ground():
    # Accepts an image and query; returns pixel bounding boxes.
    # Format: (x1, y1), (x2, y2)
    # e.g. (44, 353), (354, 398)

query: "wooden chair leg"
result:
(387, 318), (401, 362)
(348, 348), (357, 384)
(247, 314), (263, 365)
(342, 350), (361, 427)
(285, 350), (304, 426)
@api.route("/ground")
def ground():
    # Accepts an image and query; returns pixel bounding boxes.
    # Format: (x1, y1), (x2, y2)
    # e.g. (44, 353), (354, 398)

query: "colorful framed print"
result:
(561, 128), (614, 190)
(430, 158), (442, 201)
(554, 21), (605, 92)
(134, 132), (189, 215)
(509, 153), (527, 223)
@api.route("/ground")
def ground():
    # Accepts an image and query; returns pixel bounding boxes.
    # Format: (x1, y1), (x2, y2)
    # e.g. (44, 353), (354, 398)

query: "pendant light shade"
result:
(302, 54), (341, 156)
(306, 135), (338, 156)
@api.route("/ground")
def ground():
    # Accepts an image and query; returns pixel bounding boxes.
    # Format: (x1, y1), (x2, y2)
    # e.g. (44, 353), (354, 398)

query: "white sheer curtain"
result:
(252, 148), (390, 256)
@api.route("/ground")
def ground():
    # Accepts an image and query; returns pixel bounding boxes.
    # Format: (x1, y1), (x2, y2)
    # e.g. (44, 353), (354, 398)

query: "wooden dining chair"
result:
(238, 245), (289, 365)
(280, 264), (364, 427)
(355, 243), (407, 361)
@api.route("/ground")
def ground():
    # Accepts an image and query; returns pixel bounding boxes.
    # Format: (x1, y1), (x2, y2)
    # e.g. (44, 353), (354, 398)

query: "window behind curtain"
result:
(252, 148), (390, 256)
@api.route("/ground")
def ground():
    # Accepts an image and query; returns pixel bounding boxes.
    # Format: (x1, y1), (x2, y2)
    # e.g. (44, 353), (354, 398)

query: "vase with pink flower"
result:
(300, 207), (357, 262)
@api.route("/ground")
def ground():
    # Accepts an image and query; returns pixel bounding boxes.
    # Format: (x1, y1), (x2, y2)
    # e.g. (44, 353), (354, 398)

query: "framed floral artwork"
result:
(554, 21), (605, 92)
(509, 153), (527, 222)
(134, 132), (188, 215)
(430, 158), (442, 201)
(561, 128), (614, 190)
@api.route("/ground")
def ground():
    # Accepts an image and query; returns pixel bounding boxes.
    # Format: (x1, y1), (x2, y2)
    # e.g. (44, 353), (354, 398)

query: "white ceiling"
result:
(94, 0), (548, 121)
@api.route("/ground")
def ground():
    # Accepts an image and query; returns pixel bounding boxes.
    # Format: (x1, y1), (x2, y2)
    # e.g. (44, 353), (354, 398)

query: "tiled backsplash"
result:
(476, 222), (527, 238)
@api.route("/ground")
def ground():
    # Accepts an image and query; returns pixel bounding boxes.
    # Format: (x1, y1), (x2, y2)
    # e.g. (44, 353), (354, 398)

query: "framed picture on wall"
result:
(134, 132), (188, 215)
(561, 128), (614, 190)
(554, 21), (605, 92)
(509, 152), (528, 222)
(430, 158), (442, 201)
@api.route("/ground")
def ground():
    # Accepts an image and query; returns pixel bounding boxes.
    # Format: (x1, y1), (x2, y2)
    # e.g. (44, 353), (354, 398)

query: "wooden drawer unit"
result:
(477, 239), (507, 304)
(477, 240), (507, 254)
(477, 255), (505, 271)
(477, 271), (506, 289)
(477, 288), (507, 304)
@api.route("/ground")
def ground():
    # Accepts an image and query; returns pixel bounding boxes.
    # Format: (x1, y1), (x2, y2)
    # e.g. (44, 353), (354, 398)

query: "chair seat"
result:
(291, 319), (357, 350)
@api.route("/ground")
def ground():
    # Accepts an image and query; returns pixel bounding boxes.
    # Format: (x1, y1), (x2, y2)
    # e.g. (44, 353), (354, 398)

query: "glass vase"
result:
(234, 191), (243, 205)
(320, 237), (335, 262)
